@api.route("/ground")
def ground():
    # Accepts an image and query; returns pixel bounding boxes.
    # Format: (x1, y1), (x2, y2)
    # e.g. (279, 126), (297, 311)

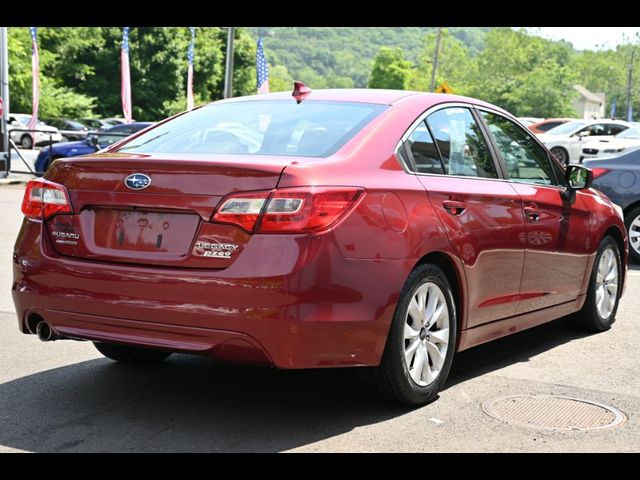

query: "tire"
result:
(570, 235), (622, 332)
(20, 134), (33, 150)
(94, 342), (172, 364)
(360, 263), (457, 406)
(624, 205), (640, 263)
(550, 146), (569, 166)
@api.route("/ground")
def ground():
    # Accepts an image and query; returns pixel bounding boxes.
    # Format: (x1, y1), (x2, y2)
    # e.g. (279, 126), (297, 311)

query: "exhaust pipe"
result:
(36, 321), (55, 342)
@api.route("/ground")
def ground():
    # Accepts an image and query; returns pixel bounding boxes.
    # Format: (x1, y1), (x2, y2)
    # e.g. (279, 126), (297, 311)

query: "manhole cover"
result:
(482, 395), (626, 431)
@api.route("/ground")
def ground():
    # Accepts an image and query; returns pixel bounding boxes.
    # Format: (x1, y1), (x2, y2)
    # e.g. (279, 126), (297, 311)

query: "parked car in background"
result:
(586, 150), (640, 261)
(581, 126), (640, 161)
(517, 117), (542, 126)
(8, 114), (63, 149)
(15, 90), (627, 406)
(35, 122), (153, 172)
(527, 118), (574, 135)
(44, 118), (90, 141)
(537, 119), (630, 165)
(102, 117), (129, 126)
(81, 118), (113, 131)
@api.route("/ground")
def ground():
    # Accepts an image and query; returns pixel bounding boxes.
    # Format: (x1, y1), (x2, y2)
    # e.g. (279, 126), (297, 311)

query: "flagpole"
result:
(223, 27), (235, 99)
(0, 27), (9, 177)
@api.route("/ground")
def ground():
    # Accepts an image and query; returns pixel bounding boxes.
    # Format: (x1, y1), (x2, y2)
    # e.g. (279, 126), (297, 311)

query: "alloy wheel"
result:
(595, 247), (619, 319)
(403, 282), (450, 387)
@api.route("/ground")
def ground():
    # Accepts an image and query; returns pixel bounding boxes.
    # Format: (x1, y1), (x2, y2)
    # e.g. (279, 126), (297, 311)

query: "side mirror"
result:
(577, 131), (590, 139)
(566, 164), (593, 189)
(563, 165), (592, 204)
(88, 135), (99, 148)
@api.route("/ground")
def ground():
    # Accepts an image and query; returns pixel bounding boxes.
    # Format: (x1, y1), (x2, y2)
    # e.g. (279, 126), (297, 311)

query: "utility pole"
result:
(0, 27), (9, 178)
(223, 27), (235, 99)
(429, 28), (442, 93)
(627, 47), (635, 122)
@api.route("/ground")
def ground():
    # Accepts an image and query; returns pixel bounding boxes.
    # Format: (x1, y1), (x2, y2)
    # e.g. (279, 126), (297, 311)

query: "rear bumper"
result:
(12, 219), (413, 369)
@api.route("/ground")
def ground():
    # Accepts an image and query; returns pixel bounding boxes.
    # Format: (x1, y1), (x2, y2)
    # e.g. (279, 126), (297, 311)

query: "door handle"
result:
(443, 200), (466, 215)
(524, 206), (541, 222)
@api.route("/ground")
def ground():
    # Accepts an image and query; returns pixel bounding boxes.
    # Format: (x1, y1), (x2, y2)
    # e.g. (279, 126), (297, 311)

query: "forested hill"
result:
(246, 27), (490, 88)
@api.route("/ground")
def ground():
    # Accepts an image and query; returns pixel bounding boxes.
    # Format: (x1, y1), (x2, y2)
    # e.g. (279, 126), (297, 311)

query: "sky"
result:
(524, 27), (640, 50)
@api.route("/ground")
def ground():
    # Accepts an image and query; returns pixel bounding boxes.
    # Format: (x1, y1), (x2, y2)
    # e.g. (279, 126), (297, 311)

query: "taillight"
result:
(21, 179), (72, 220)
(591, 168), (611, 179)
(212, 191), (269, 232)
(213, 187), (364, 233)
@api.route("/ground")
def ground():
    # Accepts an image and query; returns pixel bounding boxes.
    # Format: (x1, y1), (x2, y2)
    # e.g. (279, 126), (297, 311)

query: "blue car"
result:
(35, 122), (153, 172)
(585, 147), (640, 262)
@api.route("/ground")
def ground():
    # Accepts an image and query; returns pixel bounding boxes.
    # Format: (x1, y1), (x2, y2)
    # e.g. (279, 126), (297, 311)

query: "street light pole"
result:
(626, 47), (635, 122)
(223, 27), (235, 99)
(429, 27), (442, 93)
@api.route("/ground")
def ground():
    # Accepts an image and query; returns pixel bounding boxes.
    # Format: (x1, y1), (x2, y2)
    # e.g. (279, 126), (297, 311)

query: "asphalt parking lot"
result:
(0, 182), (639, 452)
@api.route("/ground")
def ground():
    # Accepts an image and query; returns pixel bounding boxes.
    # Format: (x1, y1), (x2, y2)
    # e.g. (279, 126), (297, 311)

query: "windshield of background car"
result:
(617, 126), (640, 139)
(545, 121), (586, 136)
(115, 100), (388, 157)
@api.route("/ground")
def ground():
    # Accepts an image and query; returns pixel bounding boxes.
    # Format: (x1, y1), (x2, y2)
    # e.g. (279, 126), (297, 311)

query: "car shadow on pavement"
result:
(0, 354), (410, 452)
(446, 318), (597, 388)
(0, 318), (597, 452)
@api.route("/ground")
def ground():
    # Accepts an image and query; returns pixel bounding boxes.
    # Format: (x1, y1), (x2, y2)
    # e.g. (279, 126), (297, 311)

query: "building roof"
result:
(574, 84), (604, 104)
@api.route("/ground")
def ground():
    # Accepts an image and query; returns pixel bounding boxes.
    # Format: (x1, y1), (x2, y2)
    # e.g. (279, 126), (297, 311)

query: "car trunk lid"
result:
(44, 153), (291, 268)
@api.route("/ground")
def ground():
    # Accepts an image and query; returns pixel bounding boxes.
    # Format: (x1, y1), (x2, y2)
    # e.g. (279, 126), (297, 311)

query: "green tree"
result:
(409, 29), (475, 94)
(368, 47), (412, 90)
(268, 65), (294, 92)
(465, 28), (577, 117)
(8, 27), (97, 118)
(8, 27), (257, 121)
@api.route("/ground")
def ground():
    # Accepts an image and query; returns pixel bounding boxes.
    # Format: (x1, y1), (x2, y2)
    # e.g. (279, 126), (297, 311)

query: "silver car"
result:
(8, 114), (63, 149)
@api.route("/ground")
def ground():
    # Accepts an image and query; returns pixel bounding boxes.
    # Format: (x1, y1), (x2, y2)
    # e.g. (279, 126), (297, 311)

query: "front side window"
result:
(426, 107), (497, 179)
(116, 100), (387, 158)
(481, 111), (557, 186)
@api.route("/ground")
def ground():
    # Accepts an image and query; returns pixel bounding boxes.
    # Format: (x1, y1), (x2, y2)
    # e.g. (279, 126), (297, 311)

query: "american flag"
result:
(256, 38), (269, 94)
(121, 27), (132, 123)
(27, 27), (39, 138)
(186, 27), (195, 111)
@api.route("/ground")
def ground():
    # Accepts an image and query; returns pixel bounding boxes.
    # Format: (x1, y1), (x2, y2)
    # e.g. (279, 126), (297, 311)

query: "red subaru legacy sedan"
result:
(12, 89), (627, 405)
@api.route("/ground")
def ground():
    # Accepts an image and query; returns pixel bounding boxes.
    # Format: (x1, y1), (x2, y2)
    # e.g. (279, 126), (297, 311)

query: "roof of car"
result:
(218, 89), (500, 108)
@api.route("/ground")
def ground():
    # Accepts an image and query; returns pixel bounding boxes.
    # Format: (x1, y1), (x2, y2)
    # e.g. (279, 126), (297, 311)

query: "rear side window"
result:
(538, 121), (563, 132)
(116, 100), (386, 158)
(406, 121), (444, 174)
(426, 107), (498, 179)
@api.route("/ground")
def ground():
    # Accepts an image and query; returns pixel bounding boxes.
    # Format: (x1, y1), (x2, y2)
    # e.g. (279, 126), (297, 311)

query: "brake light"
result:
(591, 168), (611, 179)
(21, 179), (72, 220)
(213, 191), (269, 232)
(213, 187), (364, 233)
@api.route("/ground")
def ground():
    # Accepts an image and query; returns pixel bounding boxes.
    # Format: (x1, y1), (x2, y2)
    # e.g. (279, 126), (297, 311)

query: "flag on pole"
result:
(121, 27), (132, 123)
(186, 27), (195, 111)
(610, 98), (617, 118)
(27, 27), (39, 139)
(256, 38), (269, 94)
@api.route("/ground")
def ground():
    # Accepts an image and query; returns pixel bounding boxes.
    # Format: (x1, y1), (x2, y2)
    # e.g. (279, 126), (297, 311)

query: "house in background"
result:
(573, 84), (606, 119)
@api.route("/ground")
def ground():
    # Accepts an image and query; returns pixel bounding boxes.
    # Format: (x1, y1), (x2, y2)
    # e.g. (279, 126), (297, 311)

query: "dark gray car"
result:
(585, 148), (640, 261)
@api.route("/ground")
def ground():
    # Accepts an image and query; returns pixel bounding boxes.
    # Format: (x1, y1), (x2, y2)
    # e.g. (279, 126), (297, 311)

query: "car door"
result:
(478, 109), (592, 313)
(402, 105), (526, 327)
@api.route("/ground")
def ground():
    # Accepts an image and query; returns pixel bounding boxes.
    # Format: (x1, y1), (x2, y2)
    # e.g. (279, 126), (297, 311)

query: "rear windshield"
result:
(115, 100), (387, 157)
